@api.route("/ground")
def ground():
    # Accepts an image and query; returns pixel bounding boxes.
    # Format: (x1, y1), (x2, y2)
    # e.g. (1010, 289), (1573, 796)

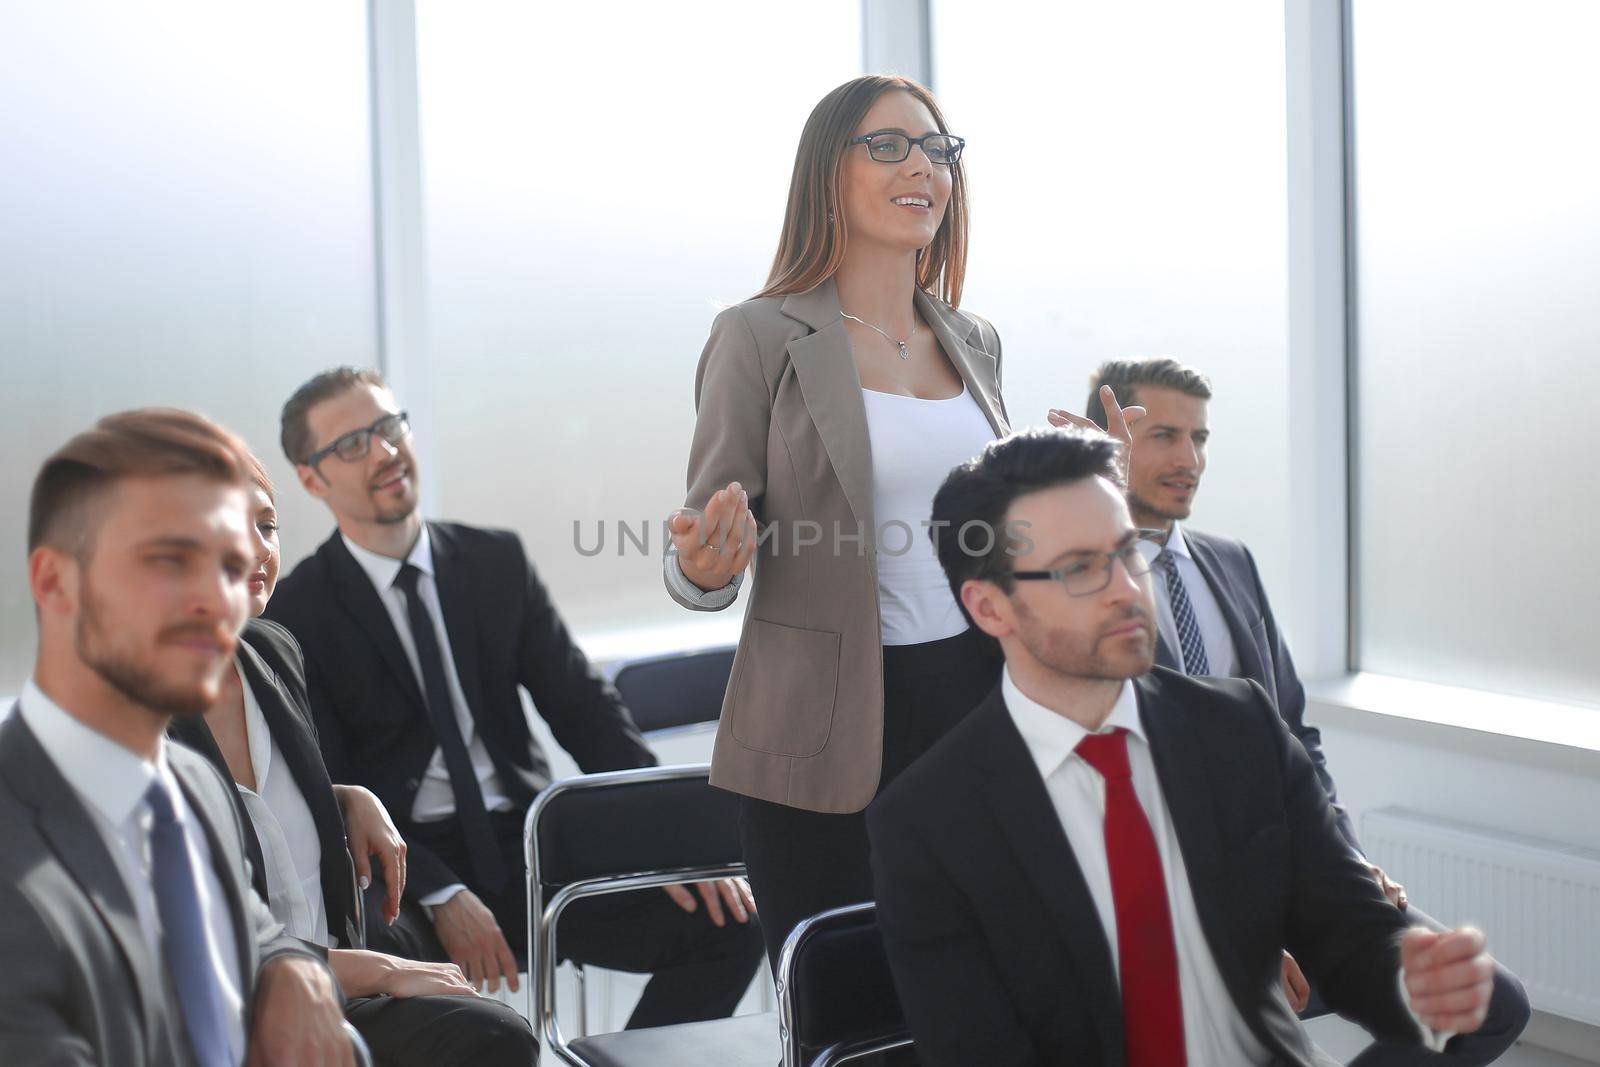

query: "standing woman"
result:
(667, 74), (1037, 966)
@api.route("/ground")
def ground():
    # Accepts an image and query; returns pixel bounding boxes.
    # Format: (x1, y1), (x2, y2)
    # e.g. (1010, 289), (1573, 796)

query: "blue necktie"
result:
(1158, 549), (1210, 676)
(145, 778), (234, 1067)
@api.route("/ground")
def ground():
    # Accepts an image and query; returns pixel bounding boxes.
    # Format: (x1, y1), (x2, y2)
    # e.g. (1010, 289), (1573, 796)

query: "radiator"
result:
(1361, 806), (1600, 1026)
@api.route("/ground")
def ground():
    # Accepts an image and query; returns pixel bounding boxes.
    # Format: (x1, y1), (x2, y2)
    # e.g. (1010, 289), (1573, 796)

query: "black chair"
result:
(609, 646), (736, 735)
(777, 903), (912, 1066)
(524, 764), (777, 1067)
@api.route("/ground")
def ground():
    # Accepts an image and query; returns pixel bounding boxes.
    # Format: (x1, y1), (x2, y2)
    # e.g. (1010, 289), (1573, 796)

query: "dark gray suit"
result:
(0, 709), (329, 1067)
(1154, 528), (1359, 851)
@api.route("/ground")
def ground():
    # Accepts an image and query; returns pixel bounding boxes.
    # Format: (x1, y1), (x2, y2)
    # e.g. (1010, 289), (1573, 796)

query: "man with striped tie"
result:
(868, 427), (1507, 1066)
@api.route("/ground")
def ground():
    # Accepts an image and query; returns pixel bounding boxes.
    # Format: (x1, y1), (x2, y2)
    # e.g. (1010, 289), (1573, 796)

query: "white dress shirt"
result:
(1146, 522), (1239, 677)
(1002, 668), (1276, 1064)
(862, 383), (998, 645)
(344, 527), (514, 907)
(233, 661), (331, 947)
(20, 679), (248, 1065)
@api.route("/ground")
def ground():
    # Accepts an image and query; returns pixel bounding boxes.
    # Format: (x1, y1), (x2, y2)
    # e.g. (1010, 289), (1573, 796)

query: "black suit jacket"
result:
(1156, 528), (1359, 851)
(168, 618), (363, 951)
(264, 521), (656, 897)
(0, 708), (327, 1067)
(866, 670), (1419, 1067)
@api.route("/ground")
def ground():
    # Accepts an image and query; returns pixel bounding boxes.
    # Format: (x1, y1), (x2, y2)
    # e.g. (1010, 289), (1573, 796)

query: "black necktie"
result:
(393, 563), (506, 891)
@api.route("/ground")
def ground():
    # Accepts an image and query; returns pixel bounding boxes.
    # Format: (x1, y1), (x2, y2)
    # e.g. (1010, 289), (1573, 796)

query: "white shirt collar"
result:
(1002, 665), (1144, 781)
(1164, 521), (1193, 560)
(342, 523), (434, 594)
(18, 678), (167, 827)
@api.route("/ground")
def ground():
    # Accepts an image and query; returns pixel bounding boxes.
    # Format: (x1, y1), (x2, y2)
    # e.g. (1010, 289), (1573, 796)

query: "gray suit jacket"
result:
(1155, 528), (1360, 852)
(672, 278), (1009, 813)
(0, 709), (328, 1067)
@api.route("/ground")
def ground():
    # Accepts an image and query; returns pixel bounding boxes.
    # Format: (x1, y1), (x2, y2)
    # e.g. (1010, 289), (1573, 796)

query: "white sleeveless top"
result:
(862, 382), (997, 645)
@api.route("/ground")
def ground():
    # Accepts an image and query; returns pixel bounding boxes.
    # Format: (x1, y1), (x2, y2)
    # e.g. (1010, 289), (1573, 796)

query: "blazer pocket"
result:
(729, 619), (841, 758)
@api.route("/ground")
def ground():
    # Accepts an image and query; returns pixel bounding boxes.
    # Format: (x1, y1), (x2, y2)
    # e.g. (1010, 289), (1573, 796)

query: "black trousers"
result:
(366, 805), (766, 1030)
(738, 627), (1004, 969)
(344, 992), (535, 1067)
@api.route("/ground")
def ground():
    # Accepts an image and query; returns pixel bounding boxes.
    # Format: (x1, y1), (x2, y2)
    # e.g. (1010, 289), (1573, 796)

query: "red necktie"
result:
(1075, 727), (1186, 1067)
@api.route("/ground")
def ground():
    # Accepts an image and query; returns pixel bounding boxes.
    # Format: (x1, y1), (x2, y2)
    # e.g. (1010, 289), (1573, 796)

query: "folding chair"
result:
(525, 764), (777, 1067)
(777, 902), (913, 1067)
(609, 646), (736, 736)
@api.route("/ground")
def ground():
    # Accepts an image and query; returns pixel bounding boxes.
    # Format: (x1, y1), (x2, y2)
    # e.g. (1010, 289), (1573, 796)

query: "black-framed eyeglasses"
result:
(1005, 533), (1160, 598)
(303, 411), (410, 468)
(849, 131), (965, 165)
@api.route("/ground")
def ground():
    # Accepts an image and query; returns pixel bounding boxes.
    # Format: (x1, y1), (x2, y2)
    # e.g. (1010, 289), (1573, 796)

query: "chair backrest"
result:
(778, 903), (910, 1067)
(611, 646), (736, 734)
(525, 765), (748, 1062)
(530, 765), (743, 889)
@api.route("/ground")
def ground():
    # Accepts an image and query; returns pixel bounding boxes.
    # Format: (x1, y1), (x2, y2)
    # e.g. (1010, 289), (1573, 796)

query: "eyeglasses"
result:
(1006, 536), (1157, 598)
(303, 411), (410, 468)
(849, 131), (965, 166)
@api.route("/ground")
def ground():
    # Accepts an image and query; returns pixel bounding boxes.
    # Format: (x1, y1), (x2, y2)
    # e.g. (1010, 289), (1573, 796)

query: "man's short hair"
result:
(930, 428), (1122, 624)
(1085, 357), (1212, 429)
(29, 408), (253, 558)
(279, 366), (389, 465)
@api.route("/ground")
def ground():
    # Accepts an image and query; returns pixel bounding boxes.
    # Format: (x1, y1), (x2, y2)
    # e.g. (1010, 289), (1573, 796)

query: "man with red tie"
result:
(867, 427), (1502, 1066)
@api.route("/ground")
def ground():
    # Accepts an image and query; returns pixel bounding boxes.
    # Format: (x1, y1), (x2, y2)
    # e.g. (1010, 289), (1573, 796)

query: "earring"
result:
(828, 211), (835, 223)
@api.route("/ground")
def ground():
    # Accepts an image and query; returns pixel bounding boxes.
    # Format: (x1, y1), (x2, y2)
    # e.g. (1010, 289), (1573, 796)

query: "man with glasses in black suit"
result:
(264, 367), (763, 1029)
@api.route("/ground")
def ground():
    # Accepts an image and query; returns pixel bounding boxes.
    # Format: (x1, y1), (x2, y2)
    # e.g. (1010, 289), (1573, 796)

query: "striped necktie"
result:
(1157, 549), (1210, 676)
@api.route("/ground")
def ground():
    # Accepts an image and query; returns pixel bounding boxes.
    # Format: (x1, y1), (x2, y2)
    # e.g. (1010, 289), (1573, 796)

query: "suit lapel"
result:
(2, 714), (167, 1060)
(165, 712), (268, 904)
(781, 281), (1010, 531)
(1184, 535), (1266, 682)
(1136, 675), (1271, 1041)
(426, 523), (490, 735)
(238, 641), (359, 947)
(322, 532), (427, 715)
(914, 288), (1008, 435)
(976, 694), (1125, 1061)
(783, 279), (877, 529)
(170, 754), (255, 993)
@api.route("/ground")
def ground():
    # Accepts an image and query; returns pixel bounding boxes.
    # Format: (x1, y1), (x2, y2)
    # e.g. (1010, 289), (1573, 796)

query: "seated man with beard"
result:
(868, 428), (1506, 1067)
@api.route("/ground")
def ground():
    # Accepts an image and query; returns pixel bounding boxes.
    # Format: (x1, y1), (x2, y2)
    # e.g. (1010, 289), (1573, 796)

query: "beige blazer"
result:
(672, 277), (1009, 813)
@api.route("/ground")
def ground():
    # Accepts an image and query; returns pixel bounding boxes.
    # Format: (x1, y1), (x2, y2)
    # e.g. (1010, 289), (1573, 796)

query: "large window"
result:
(414, 1), (862, 640)
(933, 2), (1293, 597)
(0, 3), (376, 694)
(1350, 0), (1600, 706)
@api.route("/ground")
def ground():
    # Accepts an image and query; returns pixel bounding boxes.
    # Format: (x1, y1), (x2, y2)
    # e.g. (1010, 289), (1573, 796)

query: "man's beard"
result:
(1127, 488), (1190, 526)
(75, 581), (233, 717)
(370, 464), (420, 525)
(373, 496), (418, 525)
(1012, 600), (1155, 682)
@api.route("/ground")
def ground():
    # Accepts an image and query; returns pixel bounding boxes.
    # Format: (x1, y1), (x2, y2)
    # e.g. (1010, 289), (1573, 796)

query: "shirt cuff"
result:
(1397, 967), (1455, 1052)
(663, 550), (743, 611)
(418, 883), (468, 916)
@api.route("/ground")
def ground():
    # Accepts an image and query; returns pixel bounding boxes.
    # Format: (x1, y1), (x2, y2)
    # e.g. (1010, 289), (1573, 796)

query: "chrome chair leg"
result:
(573, 963), (588, 1038)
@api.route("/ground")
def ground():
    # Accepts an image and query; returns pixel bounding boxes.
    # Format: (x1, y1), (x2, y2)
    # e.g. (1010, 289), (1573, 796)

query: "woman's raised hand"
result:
(668, 481), (759, 593)
(1048, 385), (1146, 484)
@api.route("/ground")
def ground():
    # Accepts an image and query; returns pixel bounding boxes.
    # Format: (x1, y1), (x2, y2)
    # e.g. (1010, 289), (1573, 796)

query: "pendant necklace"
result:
(841, 311), (918, 359)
